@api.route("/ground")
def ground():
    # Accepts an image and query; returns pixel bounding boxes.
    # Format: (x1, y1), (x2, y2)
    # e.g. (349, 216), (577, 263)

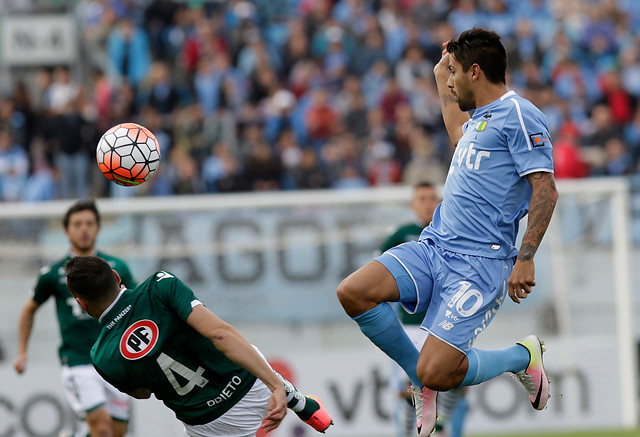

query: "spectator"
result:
(106, 17), (152, 87)
(366, 140), (402, 186)
(395, 45), (433, 95)
(333, 165), (368, 189)
(182, 15), (229, 77)
(379, 76), (408, 126)
(291, 148), (329, 190)
(43, 66), (79, 114)
(143, 0), (181, 61)
(41, 96), (94, 200)
(351, 28), (387, 76)
(0, 127), (29, 202)
(23, 154), (56, 202)
(202, 141), (243, 192)
(244, 140), (283, 191)
(305, 87), (338, 148)
(362, 59), (389, 109)
(402, 128), (446, 187)
(599, 69), (636, 125)
(584, 103), (620, 148)
(604, 136), (634, 175)
(137, 61), (188, 115)
(281, 19), (310, 78)
(553, 131), (590, 179)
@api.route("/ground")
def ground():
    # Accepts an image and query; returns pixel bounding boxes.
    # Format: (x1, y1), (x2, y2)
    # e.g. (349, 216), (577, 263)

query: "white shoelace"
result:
(515, 371), (535, 395)
(410, 386), (425, 421)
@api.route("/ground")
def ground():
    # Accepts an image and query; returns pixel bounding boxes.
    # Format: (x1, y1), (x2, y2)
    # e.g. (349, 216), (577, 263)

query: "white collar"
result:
(499, 90), (517, 101)
(98, 287), (127, 323)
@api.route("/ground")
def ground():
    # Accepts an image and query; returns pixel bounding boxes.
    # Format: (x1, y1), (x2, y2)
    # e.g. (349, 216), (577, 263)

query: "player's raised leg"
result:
(417, 333), (548, 409)
(337, 260), (422, 386)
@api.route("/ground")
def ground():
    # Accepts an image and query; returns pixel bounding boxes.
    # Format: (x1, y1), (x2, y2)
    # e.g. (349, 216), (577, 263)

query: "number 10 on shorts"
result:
(448, 281), (484, 318)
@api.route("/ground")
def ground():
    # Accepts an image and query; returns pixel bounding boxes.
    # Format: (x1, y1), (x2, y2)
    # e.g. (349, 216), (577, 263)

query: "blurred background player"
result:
(64, 255), (333, 436)
(14, 199), (135, 437)
(379, 182), (468, 437)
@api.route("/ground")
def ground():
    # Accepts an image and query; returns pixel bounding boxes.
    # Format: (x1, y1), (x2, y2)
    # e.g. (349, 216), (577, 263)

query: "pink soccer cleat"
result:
(411, 386), (438, 436)
(514, 335), (551, 410)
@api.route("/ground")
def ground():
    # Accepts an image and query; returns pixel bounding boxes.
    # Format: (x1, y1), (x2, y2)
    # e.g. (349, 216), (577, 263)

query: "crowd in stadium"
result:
(2, 0), (640, 201)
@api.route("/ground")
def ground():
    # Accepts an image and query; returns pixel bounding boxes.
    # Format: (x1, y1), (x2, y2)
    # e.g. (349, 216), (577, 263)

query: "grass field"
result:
(472, 429), (640, 437)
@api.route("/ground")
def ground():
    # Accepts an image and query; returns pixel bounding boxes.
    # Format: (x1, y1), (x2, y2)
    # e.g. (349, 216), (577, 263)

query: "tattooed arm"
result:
(433, 47), (469, 146)
(508, 172), (559, 303)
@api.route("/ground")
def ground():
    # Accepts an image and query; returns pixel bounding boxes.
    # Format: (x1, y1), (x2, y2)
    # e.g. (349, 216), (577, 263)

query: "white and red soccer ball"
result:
(96, 122), (161, 186)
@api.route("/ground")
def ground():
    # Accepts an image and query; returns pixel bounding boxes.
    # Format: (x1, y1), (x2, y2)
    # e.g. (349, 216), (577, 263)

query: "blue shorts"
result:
(375, 240), (512, 353)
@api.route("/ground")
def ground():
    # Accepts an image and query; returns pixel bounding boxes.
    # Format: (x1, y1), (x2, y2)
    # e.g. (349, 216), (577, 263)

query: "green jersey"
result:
(91, 271), (257, 425)
(32, 251), (135, 367)
(379, 222), (427, 326)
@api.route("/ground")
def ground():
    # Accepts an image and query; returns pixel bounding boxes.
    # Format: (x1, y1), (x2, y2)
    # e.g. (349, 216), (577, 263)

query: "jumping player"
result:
(65, 255), (333, 437)
(337, 27), (558, 436)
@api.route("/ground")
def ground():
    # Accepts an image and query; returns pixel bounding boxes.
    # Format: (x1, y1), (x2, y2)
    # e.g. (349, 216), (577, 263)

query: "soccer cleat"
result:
(410, 386), (438, 436)
(297, 395), (333, 433)
(514, 335), (550, 410)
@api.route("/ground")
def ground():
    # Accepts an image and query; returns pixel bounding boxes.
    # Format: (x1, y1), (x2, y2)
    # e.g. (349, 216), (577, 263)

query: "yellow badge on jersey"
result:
(476, 121), (487, 132)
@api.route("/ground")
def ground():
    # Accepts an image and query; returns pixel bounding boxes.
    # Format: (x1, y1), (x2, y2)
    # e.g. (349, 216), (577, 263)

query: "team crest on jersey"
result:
(120, 320), (159, 360)
(475, 121), (487, 131)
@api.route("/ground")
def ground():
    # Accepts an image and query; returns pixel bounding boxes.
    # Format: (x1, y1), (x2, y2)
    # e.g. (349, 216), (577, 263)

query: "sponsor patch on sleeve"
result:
(529, 132), (550, 148)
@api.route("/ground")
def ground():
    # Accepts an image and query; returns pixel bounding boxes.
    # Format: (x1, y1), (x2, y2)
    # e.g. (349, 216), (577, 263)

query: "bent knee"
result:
(337, 277), (367, 317)
(417, 363), (463, 391)
(337, 261), (398, 317)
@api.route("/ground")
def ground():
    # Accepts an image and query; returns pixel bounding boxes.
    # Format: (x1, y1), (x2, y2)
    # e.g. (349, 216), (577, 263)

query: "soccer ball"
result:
(96, 122), (161, 186)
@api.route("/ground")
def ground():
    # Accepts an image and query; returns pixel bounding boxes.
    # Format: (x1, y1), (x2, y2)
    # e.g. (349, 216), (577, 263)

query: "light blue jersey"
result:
(421, 90), (554, 259)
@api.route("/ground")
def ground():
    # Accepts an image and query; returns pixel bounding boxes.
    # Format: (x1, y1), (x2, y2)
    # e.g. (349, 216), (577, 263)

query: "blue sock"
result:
(460, 345), (529, 386)
(353, 303), (421, 385)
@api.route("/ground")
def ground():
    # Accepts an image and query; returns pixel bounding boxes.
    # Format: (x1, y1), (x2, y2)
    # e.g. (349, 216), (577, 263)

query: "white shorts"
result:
(183, 378), (271, 437)
(61, 364), (130, 421)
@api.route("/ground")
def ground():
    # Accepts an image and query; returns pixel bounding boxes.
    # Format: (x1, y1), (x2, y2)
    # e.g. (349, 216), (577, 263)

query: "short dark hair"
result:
(414, 182), (435, 190)
(66, 256), (118, 304)
(446, 27), (506, 85)
(63, 200), (100, 229)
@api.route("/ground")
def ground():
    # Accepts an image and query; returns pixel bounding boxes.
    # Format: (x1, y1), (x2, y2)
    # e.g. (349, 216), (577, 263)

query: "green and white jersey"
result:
(379, 222), (426, 326)
(91, 271), (257, 426)
(32, 251), (135, 367)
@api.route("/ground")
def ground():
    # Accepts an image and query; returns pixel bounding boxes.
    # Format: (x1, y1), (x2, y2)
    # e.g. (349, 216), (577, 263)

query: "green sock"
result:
(274, 372), (319, 419)
(296, 396), (320, 421)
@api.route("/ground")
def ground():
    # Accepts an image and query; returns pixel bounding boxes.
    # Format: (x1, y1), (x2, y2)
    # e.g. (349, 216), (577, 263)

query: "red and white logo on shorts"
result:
(120, 320), (159, 360)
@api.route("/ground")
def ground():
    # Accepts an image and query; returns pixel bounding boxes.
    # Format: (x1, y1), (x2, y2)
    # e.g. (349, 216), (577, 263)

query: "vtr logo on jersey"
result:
(454, 142), (490, 171)
(120, 320), (159, 360)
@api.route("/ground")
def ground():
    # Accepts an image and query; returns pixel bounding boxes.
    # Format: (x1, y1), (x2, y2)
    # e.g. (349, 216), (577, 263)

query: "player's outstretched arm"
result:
(14, 299), (40, 374)
(186, 305), (287, 431)
(433, 45), (469, 146)
(508, 172), (558, 303)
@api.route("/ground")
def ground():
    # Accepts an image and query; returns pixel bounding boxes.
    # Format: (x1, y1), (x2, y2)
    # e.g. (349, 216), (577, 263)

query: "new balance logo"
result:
(438, 320), (455, 331)
(156, 271), (174, 281)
